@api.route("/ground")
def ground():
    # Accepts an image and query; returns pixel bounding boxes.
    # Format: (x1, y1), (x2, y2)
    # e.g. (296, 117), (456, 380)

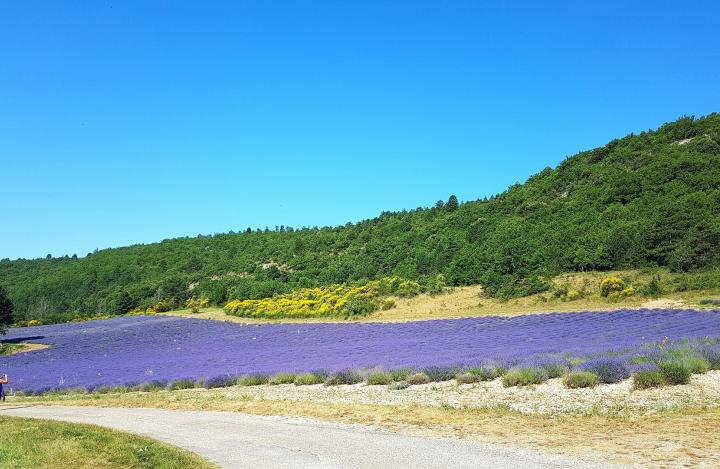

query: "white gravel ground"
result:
(209, 370), (720, 415)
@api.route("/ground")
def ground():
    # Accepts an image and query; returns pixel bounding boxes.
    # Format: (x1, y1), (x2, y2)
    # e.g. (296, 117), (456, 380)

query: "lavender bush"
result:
(1, 308), (719, 393)
(576, 357), (630, 383)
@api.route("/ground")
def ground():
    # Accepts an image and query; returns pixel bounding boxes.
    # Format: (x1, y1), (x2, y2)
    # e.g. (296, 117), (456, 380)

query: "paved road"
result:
(0, 406), (619, 468)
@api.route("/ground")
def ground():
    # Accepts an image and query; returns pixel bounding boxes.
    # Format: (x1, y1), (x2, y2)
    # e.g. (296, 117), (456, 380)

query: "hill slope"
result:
(2, 114), (719, 322)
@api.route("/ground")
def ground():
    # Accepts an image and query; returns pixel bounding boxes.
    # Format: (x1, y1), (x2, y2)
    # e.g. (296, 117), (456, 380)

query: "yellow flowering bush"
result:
(224, 277), (421, 319)
(146, 299), (174, 313)
(600, 276), (625, 297)
(186, 297), (210, 313)
(565, 289), (581, 301)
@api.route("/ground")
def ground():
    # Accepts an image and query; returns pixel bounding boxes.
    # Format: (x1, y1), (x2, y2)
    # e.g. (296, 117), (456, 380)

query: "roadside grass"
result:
(161, 269), (720, 324)
(0, 415), (215, 469)
(7, 390), (720, 468)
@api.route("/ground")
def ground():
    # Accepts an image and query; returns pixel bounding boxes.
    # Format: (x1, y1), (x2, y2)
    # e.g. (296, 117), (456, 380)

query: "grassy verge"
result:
(0, 343), (50, 356)
(0, 415), (215, 469)
(7, 388), (720, 467)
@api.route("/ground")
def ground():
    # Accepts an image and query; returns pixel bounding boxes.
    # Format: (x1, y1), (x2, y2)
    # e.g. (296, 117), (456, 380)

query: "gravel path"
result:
(0, 406), (620, 468)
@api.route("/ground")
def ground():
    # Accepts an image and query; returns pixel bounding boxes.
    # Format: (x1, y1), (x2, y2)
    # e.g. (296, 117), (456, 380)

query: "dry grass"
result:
(0, 343), (50, 355)
(8, 390), (720, 467)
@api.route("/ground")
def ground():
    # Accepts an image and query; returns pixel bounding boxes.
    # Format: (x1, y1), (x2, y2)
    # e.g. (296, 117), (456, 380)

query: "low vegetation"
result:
(224, 277), (426, 319)
(562, 371), (600, 389)
(293, 373), (325, 386)
(501, 368), (548, 387)
(0, 416), (213, 468)
(631, 370), (664, 390)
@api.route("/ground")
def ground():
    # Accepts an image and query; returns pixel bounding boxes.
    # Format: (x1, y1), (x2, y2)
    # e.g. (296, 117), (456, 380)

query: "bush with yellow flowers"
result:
(224, 277), (422, 319)
(600, 276), (625, 297)
(186, 297), (210, 313)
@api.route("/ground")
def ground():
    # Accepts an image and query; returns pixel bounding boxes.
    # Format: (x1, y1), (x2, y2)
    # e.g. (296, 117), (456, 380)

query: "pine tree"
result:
(446, 195), (459, 212)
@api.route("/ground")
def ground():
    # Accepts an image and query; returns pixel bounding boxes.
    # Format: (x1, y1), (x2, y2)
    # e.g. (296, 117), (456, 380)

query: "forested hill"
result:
(3, 114), (720, 323)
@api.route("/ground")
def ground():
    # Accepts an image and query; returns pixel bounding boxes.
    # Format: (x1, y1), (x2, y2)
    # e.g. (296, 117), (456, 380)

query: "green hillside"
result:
(2, 114), (719, 323)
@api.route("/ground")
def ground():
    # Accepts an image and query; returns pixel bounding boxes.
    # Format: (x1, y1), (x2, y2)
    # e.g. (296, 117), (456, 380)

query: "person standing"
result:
(0, 374), (7, 401)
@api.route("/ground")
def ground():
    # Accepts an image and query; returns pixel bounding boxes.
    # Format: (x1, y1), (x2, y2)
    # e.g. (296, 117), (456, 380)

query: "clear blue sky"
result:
(1, 1), (719, 260)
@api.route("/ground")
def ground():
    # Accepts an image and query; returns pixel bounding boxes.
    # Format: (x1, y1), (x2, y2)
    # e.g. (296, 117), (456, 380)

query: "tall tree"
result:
(446, 195), (459, 212)
(0, 286), (15, 333)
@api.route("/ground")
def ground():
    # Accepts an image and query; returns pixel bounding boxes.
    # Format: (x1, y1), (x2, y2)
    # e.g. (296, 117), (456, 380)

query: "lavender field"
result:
(2, 309), (720, 393)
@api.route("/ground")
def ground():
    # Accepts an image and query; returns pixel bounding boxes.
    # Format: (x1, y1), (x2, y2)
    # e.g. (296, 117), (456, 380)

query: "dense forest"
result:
(2, 114), (719, 323)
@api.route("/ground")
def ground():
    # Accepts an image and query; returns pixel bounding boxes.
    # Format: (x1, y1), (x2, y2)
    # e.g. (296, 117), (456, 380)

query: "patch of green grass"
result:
(0, 416), (214, 468)
(0, 343), (26, 355)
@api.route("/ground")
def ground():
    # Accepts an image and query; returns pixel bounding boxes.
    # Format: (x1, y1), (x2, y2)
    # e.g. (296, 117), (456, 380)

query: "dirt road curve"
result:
(0, 406), (620, 468)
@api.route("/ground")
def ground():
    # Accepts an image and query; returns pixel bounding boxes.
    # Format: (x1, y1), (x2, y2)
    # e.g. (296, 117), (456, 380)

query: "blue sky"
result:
(1, 1), (719, 259)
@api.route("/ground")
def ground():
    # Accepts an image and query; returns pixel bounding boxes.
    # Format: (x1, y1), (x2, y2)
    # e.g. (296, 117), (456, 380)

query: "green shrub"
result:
(421, 365), (459, 382)
(638, 276), (663, 297)
(466, 367), (498, 381)
(665, 347), (711, 374)
(456, 372), (481, 384)
(168, 378), (196, 391)
(681, 356), (711, 374)
(268, 373), (297, 385)
(293, 373), (324, 386)
(396, 280), (421, 297)
(562, 371), (600, 389)
(139, 381), (166, 392)
(389, 368), (412, 381)
(381, 299), (396, 310)
(542, 363), (570, 379)
(501, 368), (548, 387)
(407, 372), (431, 385)
(388, 381), (410, 390)
(658, 361), (692, 385)
(699, 298), (720, 305)
(632, 370), (665, 390)
(237, 374), (270, 386)
(366, 372), (394, 385)
(324, 370), (363, 386)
